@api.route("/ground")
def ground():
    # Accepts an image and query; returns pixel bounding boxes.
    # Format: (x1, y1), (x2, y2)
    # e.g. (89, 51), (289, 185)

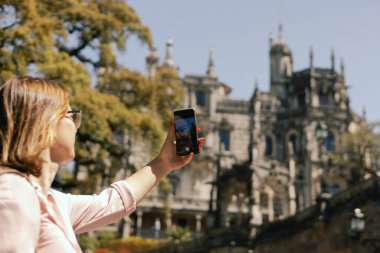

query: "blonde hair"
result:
(0, 77), (69, 176)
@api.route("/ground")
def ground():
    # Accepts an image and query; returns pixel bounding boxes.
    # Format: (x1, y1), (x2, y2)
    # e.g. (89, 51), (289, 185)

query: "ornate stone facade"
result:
(133, 28), (365, 238)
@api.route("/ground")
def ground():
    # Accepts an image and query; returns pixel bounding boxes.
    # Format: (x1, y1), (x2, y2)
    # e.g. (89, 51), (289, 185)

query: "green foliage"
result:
(154, 66), (184, 124)
(98, 231), (118, 248)
(165, 226), (192, 244)
(104, 236), (162, 253)
(0, 0), (183, 188)
(332, 124), (380, 183)
(158, 176), (173, 222)
(79, 233), (100, 251)
(79, 231), (118, 252)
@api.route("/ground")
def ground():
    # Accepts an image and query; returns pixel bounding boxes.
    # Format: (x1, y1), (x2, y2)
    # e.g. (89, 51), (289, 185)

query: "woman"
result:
(0, 77), (205, 252)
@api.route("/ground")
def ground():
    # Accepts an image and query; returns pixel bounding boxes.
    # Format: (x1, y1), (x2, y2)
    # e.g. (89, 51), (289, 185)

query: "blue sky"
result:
(121, 0), (380, 122)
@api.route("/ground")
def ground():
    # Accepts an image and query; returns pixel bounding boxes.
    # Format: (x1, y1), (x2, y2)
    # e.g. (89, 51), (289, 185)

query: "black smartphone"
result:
(174, 108), (199, 156)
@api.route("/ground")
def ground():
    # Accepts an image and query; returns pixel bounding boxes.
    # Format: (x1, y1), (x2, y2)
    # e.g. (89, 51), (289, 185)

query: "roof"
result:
(216, 99), (250, 114)
(183, 74), (232, 95)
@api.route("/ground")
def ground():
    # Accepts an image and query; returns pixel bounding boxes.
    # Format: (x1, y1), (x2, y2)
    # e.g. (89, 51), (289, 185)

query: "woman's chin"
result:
(55, 152), (75, 165)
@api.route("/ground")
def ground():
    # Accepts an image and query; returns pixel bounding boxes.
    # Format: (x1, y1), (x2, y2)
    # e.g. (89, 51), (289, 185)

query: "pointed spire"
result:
(278, 24), (285, 44)
(269, 32), (274, 47)
(340, 57), (345, 75)
(146, 47), (159, 78)
(206, 48), (217, 78)
(362, 106), (367, 121)
(331, 48), (335, 73)
(163, 37), (175, 67)
(309, 47), (314, 69)
(253, 78), (261, 98)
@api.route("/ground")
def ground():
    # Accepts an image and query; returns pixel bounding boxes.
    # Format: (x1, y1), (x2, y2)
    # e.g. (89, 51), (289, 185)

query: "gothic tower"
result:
(269, 25), (293, 103)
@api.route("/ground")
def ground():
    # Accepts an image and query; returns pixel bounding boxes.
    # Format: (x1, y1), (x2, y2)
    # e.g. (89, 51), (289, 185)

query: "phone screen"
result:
(174, 109), (199, 156)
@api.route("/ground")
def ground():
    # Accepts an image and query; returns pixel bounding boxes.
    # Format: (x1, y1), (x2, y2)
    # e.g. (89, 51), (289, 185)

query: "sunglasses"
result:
(67, 110), (82, 129)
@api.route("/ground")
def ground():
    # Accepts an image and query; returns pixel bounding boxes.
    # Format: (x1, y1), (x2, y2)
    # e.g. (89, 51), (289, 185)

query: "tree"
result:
(332, 124), (380, 184)
(0, 0), (183, 191)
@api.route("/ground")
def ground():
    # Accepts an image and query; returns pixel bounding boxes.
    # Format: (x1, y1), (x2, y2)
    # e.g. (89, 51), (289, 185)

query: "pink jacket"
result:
(0, 170), (136, 252)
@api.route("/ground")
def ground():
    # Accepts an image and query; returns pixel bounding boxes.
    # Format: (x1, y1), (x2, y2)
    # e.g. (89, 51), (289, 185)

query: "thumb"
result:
(180, 152), (195, 167)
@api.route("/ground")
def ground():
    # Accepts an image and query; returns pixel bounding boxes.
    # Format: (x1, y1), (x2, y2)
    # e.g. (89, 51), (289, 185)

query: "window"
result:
(171, 180), (177, 196)
(319, 90), (329, 106)
(289, 134), (298, 153)
(196, 91), (206, 106)
(177, 218), (188, 228)
(326, 131), (335, 152)
(168, 173), (179, 197)
(298, 92), (305, 107)
(262, 103), (271, 111)
(323, 184), (340, 195)
(274, 197), (283, 218)
(265, 136), (273, 157)
(219, 130), (230, 151)
(260, 192), (269, 208)
(262, 214), (269, 225)
(331, 185), (340, 195)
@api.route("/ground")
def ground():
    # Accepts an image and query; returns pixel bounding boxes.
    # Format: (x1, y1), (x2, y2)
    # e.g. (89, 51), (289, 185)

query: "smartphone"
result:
(174, 108), (199, 156)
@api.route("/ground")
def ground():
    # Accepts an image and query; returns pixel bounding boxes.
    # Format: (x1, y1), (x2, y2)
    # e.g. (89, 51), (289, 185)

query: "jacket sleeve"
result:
(60, 180), (136, 234)
(0, 175), (40, 253)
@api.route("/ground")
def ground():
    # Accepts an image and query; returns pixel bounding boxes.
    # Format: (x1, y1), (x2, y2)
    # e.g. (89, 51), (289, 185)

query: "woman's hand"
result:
(125, 123), (205, 203)
(155, 122), (206, 173)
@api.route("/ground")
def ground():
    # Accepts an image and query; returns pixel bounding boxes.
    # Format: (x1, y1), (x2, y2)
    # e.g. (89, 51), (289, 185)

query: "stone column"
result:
(122, 216), (132, 238)
(137, 210), (143, 237)
(249, 172), (263, 227)
(268, 190), (274, 222)
(195, 214), (202, 233)
(310, 71), (319, 108)
(154, 218), (161, 239)
(288, 149), (297, 215)
(166, 213), (172, 230)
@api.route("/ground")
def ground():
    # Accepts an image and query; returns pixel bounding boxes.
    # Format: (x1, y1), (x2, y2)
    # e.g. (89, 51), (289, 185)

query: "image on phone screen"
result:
(174, 109), (199, 156)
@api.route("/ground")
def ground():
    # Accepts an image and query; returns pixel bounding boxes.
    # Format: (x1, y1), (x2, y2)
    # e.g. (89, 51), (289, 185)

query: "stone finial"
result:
(278, 24), (285, 44)
(253, 79), (261, 98)
(206, 48), (217, 78)
(340, 57), (345, 76)
(309, 47), (314, 69)
(146, 47), (159, 78)
(269, 32), (274, 46)
(362, 106), (367, 121)
(163, 37), (175, 67)
(331, 48), (335, 72)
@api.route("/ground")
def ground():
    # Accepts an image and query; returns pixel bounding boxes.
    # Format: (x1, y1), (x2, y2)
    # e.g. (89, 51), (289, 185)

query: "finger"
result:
(197, 137), (206, 145)
(198, 137), (206, 152)
(165, 121), (175, 142)
(180, 152), (195, 165)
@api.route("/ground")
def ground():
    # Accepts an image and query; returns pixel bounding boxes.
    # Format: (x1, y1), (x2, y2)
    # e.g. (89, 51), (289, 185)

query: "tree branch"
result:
(75, 53), (99, 67)
(0, 20), (19, 30)
(57, 30), (100, 57)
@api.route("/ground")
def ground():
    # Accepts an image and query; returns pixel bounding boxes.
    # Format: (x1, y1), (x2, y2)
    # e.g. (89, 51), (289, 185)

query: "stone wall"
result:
(254, 178), (380, 253)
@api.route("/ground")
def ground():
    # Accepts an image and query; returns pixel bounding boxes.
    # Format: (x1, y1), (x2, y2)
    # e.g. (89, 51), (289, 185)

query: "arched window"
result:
(331, 184), (340, 195)
(196, 91), (206, 106)
(274, 197), (283, 218)
(219, 130), (230, 151)
(325, 131), (335, 152)
(319, 89), (329, 106)
(260, 192), (268, 208)
(167, 173), (179, 197)
(219, 119), (233, 151)
(289, 134), (298, 153)
(265, 136), (273, 157)
(298, 92), (306, 107)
